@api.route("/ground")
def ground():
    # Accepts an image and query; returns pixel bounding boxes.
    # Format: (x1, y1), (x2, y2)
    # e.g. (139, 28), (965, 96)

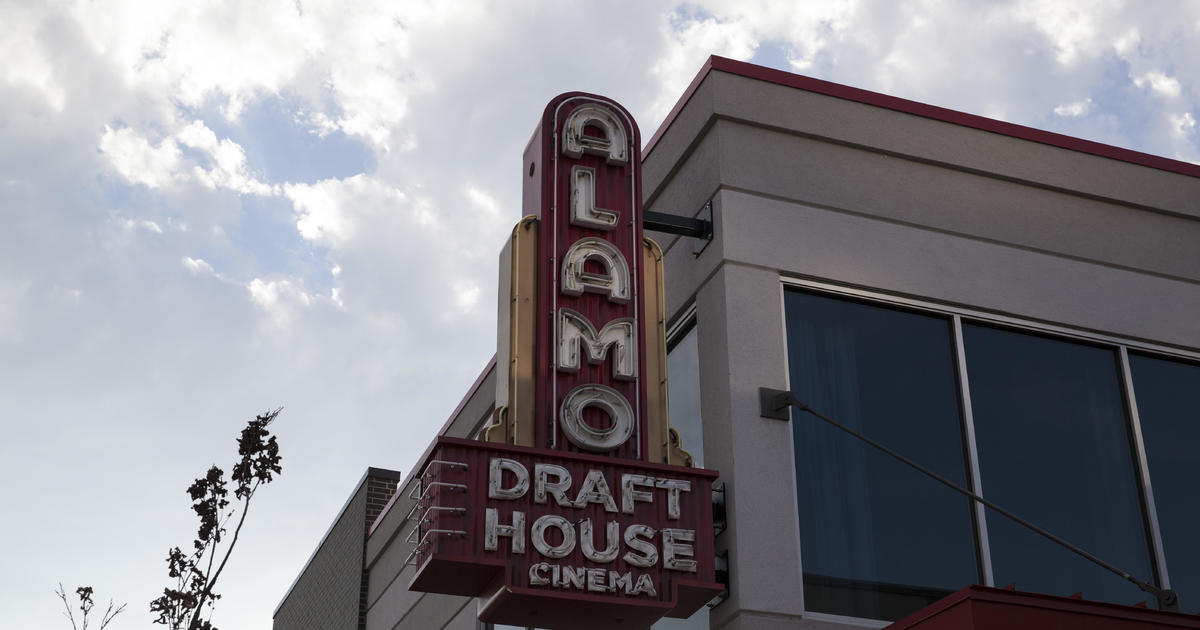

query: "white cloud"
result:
(1172, 111), (1197, 138)
(1135, 71), (1183, 98)
(247, 277), (315, 331)
(649, 9), (759, 124)
(99, 121), (274, 195)
(175, 121), (274, 194)
(182, 256), (215, 276)
(49, 0), (421, 151)
(120, 218), (166, 234)
(466, 185), (501, 217)
(1113, 27), (1140, 57)
(248, 276), (310, 308)
(1012, 0), (1113, 65)
(280, 170), (509, 327)
(74, 0), (317, 119)
(1054, 98), (1094, 117)
(297, 109), (340, 138)
(284, 175), (407, 247)
(646, 1), (858, 124)
(452, 281), (480, 312)
(98, 126), (183, 189)
(0, 3), (67, 112)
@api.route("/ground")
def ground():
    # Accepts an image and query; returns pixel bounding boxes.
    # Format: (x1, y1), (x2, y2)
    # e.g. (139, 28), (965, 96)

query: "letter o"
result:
(532, 515), (576, 558)
(559, 384), (635, 452)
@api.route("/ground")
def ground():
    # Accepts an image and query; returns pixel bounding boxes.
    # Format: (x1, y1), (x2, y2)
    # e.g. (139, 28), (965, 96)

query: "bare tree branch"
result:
(56, 583), (79, 630)
(56, 584), (125, 630)
(99, 599), (126, 630)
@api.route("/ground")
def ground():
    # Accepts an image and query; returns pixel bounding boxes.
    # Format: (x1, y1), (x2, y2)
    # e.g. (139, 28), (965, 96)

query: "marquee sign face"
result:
(407, 438), (719, 629)
(406, 93), (721, 629)
(532, 94), (647, 460)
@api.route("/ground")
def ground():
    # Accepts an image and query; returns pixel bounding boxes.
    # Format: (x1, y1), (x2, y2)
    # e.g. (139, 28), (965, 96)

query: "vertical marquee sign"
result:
(407, 93), (721, 629)
(533, 94), (646, 459)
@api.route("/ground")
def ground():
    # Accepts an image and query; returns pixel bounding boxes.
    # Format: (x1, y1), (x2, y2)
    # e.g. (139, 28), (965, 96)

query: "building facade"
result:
(275, 56), (1200, 630)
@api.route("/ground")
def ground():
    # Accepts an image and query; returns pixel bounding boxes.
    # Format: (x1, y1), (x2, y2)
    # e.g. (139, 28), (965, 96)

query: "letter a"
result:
(561, 238), (631, 303)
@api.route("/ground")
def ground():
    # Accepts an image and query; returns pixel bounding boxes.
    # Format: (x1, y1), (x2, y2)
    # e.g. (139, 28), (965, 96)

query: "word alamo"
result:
(484, 457), (698, 597)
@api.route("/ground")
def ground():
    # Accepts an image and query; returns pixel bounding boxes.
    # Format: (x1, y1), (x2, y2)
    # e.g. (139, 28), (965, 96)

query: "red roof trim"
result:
(644, 55), (1200, 179)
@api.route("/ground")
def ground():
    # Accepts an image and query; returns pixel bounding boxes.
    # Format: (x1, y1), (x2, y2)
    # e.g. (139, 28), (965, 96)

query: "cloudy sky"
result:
(2, 1), (1198, 628)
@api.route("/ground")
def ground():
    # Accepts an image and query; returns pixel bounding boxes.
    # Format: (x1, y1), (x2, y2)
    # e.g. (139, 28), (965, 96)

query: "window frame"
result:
(666, 304), (707, 473)
(666, 302), (698, 352)
(779, 275), (1196, 620)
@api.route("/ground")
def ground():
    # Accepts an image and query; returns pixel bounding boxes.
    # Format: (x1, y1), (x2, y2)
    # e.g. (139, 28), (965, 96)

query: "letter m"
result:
(557, 308), (636, 380)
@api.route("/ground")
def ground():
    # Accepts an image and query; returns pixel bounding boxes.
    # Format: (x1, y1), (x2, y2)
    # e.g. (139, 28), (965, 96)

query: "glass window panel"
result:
(668, 321), (704, 467)
(661, 319), (710, 630)
(964, 324), (1153, 605)
(785, 290), (979, 621)
(1130, 352), (1200, 612)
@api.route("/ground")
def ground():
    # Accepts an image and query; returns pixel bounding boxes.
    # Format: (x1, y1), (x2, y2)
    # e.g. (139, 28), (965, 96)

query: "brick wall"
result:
(274, 468), (401, 630)
(360, 474), (401, 627)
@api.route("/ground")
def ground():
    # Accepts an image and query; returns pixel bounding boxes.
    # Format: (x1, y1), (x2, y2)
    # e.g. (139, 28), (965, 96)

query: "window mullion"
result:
(953, 314), (994, 588)
(1118, 346), (1172, 590)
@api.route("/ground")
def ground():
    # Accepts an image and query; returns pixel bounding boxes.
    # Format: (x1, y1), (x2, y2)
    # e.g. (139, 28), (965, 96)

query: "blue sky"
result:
(1, 1), (1197, 628)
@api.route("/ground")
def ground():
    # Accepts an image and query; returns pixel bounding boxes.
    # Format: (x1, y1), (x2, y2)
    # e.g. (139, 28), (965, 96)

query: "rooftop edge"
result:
(643, 55), (1200, 180)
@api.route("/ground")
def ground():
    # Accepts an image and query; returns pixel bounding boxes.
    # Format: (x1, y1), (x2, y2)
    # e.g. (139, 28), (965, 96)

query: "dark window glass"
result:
(785, 290), (980, 621)
(667, 321), (704, 468)
(1130, 352), (1200, 612)
(964, 324), (1153, 605)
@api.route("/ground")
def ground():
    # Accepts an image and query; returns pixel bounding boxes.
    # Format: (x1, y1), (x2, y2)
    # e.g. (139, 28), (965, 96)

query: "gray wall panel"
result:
(716, 121), (1200, 284)
(697, 265), (806, 627)
(366, 564), (424, 630)
(382, 593), (472, 630)
(718, 189), (1200, 350)
(644, 77), (717, 206)
(707, 72), (1200, 219)
(442, 602), (480, 630)
(368, 519), (416, 610)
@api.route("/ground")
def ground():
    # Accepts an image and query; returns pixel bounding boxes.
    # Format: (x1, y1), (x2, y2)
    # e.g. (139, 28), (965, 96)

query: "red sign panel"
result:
(408, 437), (722, 629)
(525, 93), (647, 460)
(405, 92), (720, 628)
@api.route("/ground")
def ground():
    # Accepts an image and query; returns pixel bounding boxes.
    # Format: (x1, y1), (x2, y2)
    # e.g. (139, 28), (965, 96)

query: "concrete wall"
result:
(641, 67), (1200, 630)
